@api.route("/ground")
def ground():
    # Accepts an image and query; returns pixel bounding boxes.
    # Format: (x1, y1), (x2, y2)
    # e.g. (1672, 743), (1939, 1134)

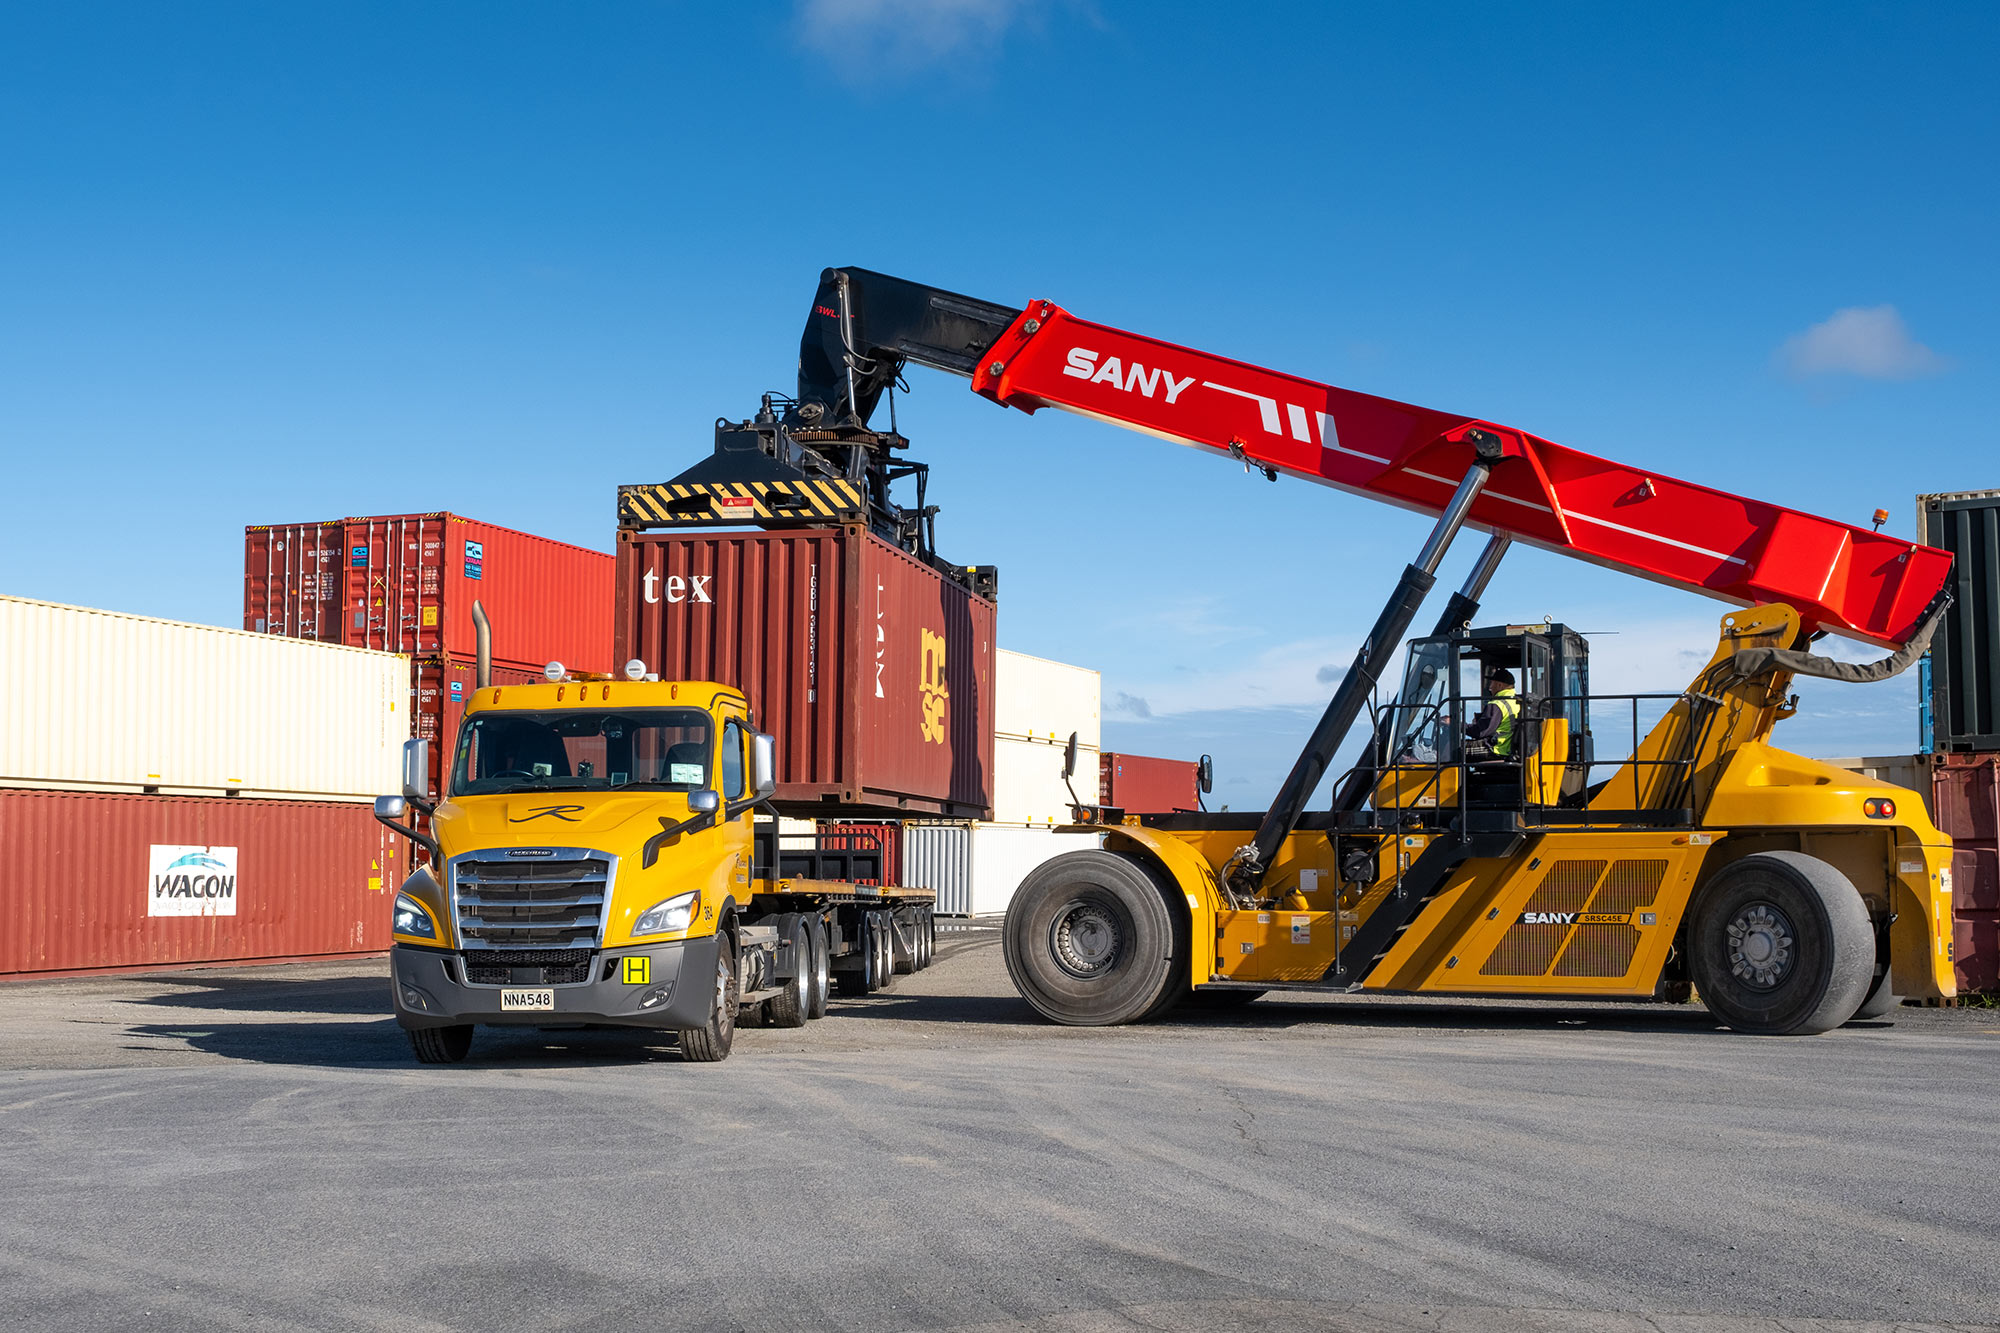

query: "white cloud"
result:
(795, 0), (1055, 74)
(1777, 305), (1950, 381)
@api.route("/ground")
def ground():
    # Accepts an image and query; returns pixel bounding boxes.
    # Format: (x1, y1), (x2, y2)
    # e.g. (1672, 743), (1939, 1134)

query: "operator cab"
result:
(1372, 623), (1593, 812)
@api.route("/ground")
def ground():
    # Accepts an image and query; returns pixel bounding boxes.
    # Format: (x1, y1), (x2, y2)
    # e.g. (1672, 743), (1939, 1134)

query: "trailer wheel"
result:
(765, 920), (811, 1029)
(915, 908), (933, 969)
(1688, 852), (1873, 1036)
(409, 1024), (473, 1064)
(806, 916), (830, 1019)
(1004, 850), (1183, 1026)
(677, 934), (738, 1062)
(892, 910), (917, 975)
(870, 912), (895, 991)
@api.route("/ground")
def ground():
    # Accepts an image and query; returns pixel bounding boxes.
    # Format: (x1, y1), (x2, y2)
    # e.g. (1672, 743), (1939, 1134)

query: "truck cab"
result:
(375, 670), (935, 1064)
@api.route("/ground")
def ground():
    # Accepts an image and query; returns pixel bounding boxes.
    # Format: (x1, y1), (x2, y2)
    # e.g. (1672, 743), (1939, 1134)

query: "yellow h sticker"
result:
(621, 956), (650, 985)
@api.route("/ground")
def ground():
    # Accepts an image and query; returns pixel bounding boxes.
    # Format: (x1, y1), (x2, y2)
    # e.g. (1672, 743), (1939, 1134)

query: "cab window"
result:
(720, 719), (745, 800)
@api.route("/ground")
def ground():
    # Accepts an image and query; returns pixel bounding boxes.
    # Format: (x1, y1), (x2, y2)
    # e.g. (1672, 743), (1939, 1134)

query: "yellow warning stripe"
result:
(617, 480), (868, 526)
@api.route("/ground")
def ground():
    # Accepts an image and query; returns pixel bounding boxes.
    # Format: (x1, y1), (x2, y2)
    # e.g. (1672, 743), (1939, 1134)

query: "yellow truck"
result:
(373, 664), (934, 1064)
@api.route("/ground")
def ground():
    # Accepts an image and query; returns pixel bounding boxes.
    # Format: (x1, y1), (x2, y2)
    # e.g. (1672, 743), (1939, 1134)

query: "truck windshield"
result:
(450, 709), (713, 797)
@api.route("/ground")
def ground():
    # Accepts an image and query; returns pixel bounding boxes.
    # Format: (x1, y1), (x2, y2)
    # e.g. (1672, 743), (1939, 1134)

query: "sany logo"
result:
(1063, 346), (1344, 452)
(643, 568), (714, 605)
(1520, 911), (1576, 926)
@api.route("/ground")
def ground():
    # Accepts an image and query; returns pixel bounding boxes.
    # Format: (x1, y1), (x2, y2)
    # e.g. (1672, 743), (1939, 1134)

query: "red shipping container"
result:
(614, 527), (995, 819)
(0, 789), (401, 979)
(1933, 754), (2000, 991)
(1098, 752), (1201, 813)
(817, 821), (903, 887)
(411, 656), (547, 800)
(245, 512), (614, 673)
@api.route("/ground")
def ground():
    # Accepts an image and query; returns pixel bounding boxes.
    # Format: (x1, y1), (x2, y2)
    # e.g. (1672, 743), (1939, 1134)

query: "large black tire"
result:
(764, 919), (811, 1029)
(409, 1024), (473, 1064)
(1688, 852), (1874, 1036)
(834, 915), (872, 998)
(677, 934), (739, 1062)
(805, 916), (830, 1020)
(892, 910), (917, 975)
(1850, 962), (1899, 1021)
(868, 911), (894, 992)
(1004, 850), (1184, 1026)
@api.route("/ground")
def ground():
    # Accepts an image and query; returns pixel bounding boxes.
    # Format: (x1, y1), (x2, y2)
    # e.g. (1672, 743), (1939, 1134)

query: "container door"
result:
(902, 825), (972, 915)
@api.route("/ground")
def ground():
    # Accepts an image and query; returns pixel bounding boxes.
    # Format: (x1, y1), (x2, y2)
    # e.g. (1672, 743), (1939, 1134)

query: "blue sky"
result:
(2, 2), (1993, 802)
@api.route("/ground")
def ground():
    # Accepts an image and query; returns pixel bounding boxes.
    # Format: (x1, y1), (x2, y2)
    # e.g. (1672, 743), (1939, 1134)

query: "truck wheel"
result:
(409, 1024), (473, 1064)
(1850, 961), (1899, 1021)
(1004, 850), (1183, 1026)
(765, 920), (811, 1029)
(677, 935), (739, 1062)
(834, 917), (871, 998)
(1688, 852), (1873, 1036)
(869, 912), (895, 991)
(917, 908), (934, 969)
(892, 911), (917, 975)
(806, 916), (831, 1019)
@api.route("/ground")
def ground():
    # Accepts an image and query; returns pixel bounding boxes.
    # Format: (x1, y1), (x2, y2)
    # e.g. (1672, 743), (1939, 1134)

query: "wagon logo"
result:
(919, 627), (948, 744)
(148, 845), (239, 918)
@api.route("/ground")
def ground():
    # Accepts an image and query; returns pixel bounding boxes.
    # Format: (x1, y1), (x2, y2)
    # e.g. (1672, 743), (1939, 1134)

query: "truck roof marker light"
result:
(624, 659), (648, 681)
(543, 661), (565, 682)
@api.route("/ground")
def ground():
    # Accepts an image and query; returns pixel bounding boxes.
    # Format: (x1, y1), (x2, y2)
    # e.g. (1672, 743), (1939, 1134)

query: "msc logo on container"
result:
(919, 628), (949, 744)
(148, 845), (239, 918)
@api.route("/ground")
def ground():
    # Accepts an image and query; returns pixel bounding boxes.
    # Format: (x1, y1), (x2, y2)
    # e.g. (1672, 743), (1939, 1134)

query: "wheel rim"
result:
(1726, 901), (1797, 990)
(793, 930), (811, 1009)
(716, 947), (737, 1035)
(1049, 896), (1124, 980)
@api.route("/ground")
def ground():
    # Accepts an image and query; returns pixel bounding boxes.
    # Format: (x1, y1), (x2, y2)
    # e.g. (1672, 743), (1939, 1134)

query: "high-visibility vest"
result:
(1491, 688), (1521, 757)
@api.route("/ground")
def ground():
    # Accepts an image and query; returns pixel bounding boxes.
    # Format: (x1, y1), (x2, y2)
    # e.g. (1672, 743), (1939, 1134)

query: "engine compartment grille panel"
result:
(450, 850), (612, 951)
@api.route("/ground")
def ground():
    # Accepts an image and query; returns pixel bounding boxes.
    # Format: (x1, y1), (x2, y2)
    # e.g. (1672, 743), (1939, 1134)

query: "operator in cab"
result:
(1464, 665), (1521, 760)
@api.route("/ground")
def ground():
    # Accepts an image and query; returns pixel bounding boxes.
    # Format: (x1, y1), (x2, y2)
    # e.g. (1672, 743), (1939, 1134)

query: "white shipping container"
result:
(993, 734), (1098, 827)
(903, 822), (1102, 916)
(0, 595), (406, 801)
(996, 648), (1101, 749)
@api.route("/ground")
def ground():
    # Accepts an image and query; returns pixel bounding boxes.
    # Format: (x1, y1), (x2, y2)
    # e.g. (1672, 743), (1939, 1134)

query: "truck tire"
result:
(869, 911), (895, 991)
(409, 1024), (473, 1064)
(917, 908), (934, 969)
(1688, 851), (1874, 1036)
(764, 919), (811, 1029)
(892, 910), (916, 975)
(677, 934), (739, 1062)
(1850, 962), (1899, 1021)
(834, 915), (872, 998)
(806, 916), (831, 1019)
(1004, 850), (1183, 1026)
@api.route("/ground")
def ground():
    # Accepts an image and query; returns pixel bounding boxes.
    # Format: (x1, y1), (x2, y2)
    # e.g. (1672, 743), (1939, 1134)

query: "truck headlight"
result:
(633, 890), (699, 937)
(393, 894), (437, 939)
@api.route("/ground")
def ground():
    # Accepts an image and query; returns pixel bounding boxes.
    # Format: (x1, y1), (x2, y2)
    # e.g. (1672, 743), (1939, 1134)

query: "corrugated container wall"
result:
(996, 649), (1101, 749)
(246, 513), (614, 673)
(901, 824), (1101, 916)
(1099, 752), (1202, 813)
(1933, 754), (1999, 992)
(994, 736), (1087, 826)
(414, 656), (548, 799)
(1, 789), (400, 978)
(1920, 491), (2000, 752)
(1, 596), (404, 800)
(615, 527), (995, 819)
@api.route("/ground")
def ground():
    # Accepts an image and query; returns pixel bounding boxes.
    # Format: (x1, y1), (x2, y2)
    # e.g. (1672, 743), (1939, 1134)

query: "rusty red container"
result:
(411, 656), (547, 799)
(816, 821), (903, 886)
(245, 513), (614, 673)
(1934, 753), (2000, 991)
(0, 789), (402, 979)
(614, 527), (995, 818)
(1098, 752), (1201, 813)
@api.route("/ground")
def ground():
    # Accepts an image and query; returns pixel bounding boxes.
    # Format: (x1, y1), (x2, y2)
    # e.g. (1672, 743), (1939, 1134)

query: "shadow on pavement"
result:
(121, 1019), (703, 1069)
(125, 976), (392, 1015)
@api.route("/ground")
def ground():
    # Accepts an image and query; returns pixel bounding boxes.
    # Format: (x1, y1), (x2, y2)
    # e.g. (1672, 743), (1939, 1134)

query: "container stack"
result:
(900, 649), (1105, 916)
(0, 595), (408, 979)
(245, 512), (614, 796)
(1919, 490), (2000, 992)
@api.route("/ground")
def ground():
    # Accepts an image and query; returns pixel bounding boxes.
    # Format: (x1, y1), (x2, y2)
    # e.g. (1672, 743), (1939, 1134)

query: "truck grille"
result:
(462, 948), (594, 986)
(450, 849), (612, 951)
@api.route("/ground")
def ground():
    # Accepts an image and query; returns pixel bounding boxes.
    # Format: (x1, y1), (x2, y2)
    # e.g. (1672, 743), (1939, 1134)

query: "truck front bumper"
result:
(391, 936), (720, 1032)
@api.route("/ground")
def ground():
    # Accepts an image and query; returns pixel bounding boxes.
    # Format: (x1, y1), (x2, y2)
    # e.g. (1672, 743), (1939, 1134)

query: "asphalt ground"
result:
(1, 924), (1996, 1333)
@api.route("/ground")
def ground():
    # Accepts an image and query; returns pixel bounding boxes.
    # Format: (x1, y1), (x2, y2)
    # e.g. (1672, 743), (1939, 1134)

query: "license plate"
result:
(500, 988), (555, 1012)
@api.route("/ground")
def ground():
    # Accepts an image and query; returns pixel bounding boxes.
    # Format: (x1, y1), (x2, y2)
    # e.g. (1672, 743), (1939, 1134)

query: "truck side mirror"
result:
(1063, 731), (1079, 780)
(752, 733), (778, 798)
(688, 789), (721, 814)
(401, 738), (430, 804)
(374, 794), (407, 820)
(1198, 754), (1214, 794)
